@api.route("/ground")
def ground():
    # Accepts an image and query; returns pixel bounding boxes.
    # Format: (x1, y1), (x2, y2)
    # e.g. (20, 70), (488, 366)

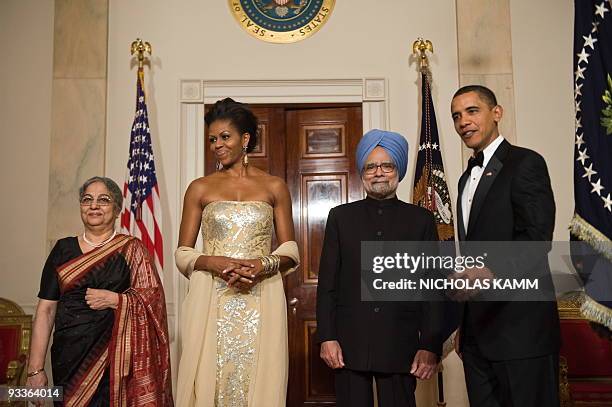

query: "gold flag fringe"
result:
(569, 214), (611, 329)
(569, 213), (612, 262)
(581, 294), (612, 330)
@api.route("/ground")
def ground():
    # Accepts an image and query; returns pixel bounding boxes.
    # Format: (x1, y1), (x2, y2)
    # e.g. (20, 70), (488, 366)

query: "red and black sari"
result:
(38, 234), (172, 406)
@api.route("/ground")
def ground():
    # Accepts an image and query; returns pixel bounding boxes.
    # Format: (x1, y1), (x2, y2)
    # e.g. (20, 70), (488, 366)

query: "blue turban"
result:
(356, 129), (409, 181)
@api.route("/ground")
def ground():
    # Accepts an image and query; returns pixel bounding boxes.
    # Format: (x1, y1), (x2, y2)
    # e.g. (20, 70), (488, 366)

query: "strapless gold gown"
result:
(204, 201), (271, 406)
(177, 201), (289, 407)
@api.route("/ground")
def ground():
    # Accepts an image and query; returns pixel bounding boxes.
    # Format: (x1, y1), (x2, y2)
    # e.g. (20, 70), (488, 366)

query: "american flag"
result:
(120, 68), (164, 272)
(413, 71), (455, 241)
(570, 0), (611, 329)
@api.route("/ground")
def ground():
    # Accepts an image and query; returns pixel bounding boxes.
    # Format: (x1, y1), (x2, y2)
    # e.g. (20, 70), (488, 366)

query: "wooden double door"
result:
(205, 104), (364, 406)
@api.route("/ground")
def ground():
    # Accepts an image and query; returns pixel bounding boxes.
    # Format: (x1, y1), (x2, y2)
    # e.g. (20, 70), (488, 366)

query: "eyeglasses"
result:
(363, 162), (396, 175)
(80, 195), (113, 207)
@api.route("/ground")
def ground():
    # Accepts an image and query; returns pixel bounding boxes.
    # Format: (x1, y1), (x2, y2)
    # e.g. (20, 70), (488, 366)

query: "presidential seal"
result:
(228, 0), (335, 43)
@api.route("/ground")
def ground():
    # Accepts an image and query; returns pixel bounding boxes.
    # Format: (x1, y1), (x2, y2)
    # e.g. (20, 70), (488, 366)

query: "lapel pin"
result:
(485, 171), (493, 176)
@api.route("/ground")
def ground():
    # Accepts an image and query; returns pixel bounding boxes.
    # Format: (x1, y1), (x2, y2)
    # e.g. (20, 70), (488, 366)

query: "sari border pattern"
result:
(57, 235), (132, 292)
(64, 348), (108, 407)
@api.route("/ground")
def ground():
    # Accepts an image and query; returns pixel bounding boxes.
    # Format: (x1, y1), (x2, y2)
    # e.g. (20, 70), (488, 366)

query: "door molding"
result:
(174, 77), (389, 362)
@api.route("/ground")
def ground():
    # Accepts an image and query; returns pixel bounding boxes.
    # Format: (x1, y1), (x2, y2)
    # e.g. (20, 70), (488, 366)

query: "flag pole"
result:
(412, 37), (433, 74)
(131, 38), (152, 70)
(412, 37), (448, 407)
(130, 39), (152, 221)
(122, 37), (164, 271)
(413, 38), (435, 212)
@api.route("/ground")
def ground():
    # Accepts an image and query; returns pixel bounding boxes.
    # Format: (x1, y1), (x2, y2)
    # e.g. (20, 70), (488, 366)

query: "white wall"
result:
(0, 0), (55, 312)
(510, 0), (575, 241)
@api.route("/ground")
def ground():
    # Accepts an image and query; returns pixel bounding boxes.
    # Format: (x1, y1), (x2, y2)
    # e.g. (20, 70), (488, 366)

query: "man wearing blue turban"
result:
(316, 129), (444, 407)
(355, 129), (409, 182)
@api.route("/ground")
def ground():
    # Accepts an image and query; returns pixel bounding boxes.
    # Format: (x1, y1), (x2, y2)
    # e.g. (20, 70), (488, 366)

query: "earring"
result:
(216, 160), (223, 171)
(242, 146), (249, 166)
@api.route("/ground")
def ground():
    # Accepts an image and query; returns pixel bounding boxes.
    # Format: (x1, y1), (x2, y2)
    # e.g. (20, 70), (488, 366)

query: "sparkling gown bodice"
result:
(201, 201), (273, 259)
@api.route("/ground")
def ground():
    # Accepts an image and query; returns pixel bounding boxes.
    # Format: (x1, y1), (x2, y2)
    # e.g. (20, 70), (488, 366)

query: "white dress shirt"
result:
(461, 136), (505, 234)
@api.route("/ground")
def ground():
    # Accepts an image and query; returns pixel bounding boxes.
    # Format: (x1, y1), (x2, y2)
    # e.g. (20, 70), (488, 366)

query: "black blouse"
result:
(38, 237), (82, 301)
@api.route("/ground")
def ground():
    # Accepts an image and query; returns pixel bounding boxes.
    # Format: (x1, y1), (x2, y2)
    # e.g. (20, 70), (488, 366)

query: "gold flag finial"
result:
(130, 38), (152, 69)
(412, 38), (434, 72)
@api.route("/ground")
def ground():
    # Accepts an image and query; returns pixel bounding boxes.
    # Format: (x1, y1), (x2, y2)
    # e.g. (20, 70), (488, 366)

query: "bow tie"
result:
(467, 151), (484, 172)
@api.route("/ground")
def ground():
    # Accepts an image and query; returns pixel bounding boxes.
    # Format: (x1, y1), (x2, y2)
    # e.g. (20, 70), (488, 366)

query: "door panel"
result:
(305, 321), (336, 398)
(302, 176), (346, 283)
(286, 107), (363, 407)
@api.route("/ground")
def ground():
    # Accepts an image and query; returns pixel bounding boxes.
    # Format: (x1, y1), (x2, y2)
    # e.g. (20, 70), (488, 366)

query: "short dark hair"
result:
(453, 85), (498, 108)
(79, 176), (123, 213)
(205, 98), (258, 153)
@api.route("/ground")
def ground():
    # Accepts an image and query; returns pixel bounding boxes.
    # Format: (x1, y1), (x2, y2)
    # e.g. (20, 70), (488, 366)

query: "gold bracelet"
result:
(271, 254), (281, 272)
(27, 368), (44, 377)
(258, 254), (281, 276)
(260, 255), (270, 273)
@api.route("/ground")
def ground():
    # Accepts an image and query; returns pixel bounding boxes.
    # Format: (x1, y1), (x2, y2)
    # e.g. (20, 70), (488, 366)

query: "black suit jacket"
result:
(316, 197), (444, 373)
(457, 139), (560, 361)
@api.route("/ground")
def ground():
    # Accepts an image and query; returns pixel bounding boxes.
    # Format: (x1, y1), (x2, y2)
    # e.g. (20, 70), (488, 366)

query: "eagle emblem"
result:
(258, 0), (307, 17)
(230, 0), (335, 43)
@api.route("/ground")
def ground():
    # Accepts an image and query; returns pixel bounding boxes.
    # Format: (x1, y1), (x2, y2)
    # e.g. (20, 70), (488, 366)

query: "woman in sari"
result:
(26, 176), (172, 406)
(175, 98), (300, 406)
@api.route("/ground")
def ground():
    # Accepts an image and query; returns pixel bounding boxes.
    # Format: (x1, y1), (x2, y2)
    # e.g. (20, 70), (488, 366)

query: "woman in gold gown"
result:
(175, 98), (300, 407)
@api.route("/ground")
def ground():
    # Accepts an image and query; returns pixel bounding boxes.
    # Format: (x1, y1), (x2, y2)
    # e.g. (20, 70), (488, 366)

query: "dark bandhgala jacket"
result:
(457, 139), (560, 361)
(316, 196), (444, 373)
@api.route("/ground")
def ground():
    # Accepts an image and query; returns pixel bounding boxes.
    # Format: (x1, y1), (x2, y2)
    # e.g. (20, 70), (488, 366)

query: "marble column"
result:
(456, 0), (517, 163)
(47, 0), (108, 245)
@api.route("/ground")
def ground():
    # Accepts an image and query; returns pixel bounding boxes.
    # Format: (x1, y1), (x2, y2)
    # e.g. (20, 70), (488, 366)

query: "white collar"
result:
(481, 135), (504, 168)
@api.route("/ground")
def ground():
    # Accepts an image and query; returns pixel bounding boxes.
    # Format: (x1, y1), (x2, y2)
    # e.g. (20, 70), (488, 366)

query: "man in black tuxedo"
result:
(451, 85), (560, 407)
(316, 129), (444, 407)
